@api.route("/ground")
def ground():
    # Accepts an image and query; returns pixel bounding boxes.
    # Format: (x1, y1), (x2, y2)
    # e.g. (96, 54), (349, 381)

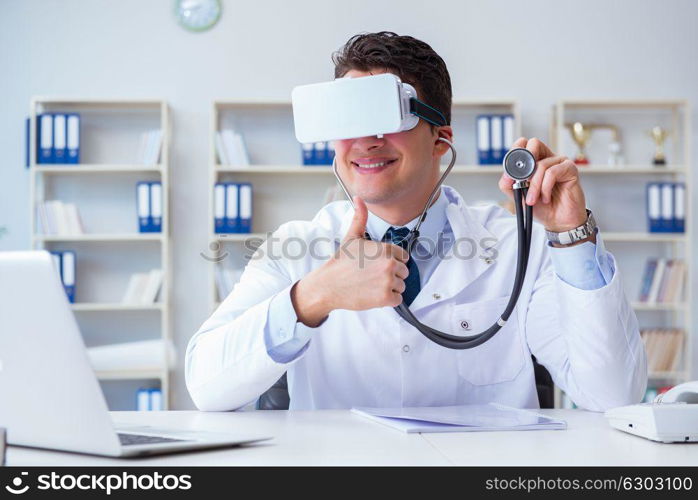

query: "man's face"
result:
(333, 68), (450, 208)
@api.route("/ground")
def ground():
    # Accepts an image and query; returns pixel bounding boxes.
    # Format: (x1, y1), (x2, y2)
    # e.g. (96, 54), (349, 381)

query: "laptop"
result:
(0, 251), (270, 457)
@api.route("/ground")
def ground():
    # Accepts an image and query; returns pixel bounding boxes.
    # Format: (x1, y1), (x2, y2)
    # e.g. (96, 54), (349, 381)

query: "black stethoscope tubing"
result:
(332, 139), (534, 349)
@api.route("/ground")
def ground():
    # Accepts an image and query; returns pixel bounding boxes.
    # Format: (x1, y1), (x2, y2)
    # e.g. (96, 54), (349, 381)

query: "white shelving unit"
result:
(28, 98), (172, 410)
(207, 99), (521, 310)
(551, 99), (692, 407)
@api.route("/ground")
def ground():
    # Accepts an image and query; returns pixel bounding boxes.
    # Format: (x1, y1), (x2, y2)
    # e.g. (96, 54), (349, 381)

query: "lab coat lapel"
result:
(409, 200), (499, 311)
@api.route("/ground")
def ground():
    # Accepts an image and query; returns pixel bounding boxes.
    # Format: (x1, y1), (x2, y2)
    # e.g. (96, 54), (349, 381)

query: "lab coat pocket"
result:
(451, 297), (525, 386)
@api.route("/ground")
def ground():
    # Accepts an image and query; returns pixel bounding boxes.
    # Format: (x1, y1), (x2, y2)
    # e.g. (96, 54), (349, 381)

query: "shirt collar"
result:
(364, 187), (450, 250)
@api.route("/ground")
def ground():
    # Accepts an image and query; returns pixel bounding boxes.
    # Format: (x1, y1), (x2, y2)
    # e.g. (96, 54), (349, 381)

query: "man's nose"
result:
(352, 135), (386, 150)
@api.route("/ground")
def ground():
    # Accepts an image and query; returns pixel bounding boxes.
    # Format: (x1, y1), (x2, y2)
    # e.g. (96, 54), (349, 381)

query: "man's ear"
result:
(433, 126), (454, 157)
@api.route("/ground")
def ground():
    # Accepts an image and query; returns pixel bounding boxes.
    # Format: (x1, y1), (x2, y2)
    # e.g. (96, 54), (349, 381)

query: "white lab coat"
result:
(186, 187), (647, 412)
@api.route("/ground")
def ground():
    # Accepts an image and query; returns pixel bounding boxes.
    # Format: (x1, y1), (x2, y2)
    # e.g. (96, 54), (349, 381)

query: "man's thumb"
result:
(344, 196), (368, 241)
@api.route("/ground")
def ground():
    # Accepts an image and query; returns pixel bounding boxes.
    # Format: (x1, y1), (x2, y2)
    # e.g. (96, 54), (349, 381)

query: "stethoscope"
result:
(332, 138), (537, 349)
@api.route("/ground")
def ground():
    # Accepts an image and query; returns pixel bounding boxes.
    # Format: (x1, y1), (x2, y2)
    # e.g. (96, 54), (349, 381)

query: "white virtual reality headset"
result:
(291, 73), (447, 144)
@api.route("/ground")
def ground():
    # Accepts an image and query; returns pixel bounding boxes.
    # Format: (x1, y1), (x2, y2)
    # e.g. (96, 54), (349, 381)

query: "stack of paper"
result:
(135, 130), (163, 165)
(37, 200), (85, 235)
(215, 129), (250, 166)
(351, 404), (567, 433)
(121, 269), (163, 304)
(87, 339), (175, 372)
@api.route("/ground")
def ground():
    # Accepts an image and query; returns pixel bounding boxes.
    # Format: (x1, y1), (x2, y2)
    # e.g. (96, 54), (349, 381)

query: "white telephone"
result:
(605, 381), (698, 443)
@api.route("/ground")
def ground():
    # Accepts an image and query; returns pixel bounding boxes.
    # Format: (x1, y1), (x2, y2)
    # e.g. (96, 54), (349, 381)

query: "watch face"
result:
(175, 0), (221, 32)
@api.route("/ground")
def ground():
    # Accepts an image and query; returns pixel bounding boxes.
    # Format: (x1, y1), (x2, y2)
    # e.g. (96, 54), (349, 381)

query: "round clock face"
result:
(175, 0), (222, 32)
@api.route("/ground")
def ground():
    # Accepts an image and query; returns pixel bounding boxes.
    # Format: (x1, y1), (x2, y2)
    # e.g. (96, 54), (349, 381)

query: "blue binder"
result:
(476, 115), (491, 165)
(136, 182), (151, 232)
(66, 114), (80, 164)
(25, 117), (30, 168)
(136, 388), (150, 411)
(149, 182), (163, 233)
(302, 143), (314, 165)
(238, 183), (253, 233)
(214, 183), (225, 233)
(61, 251), (76, 303)
(673, 182), (685, 233)
(37, 113), (54, 164)
(503, 114), (514, 158)
(646, 183), (661, 233)
(53, 114), (67, 163)
(660, 182), (674, 232)
(490, 115), (504, 164)
(225, 183), (239, 233)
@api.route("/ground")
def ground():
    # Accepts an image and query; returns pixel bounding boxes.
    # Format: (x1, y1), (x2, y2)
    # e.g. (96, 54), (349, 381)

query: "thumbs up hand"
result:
(291, 196), (410, 327)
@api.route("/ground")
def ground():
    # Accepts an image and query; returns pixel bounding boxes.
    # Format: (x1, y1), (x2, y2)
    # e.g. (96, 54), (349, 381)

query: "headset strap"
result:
(409, 98), (447, 127)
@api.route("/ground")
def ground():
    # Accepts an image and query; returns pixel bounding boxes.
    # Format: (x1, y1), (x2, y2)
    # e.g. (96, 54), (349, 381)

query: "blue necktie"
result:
(383, 226), (421, 306)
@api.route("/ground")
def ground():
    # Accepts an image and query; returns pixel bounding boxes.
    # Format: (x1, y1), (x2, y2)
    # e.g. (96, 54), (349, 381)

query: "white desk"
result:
(7, 409), (698, 466)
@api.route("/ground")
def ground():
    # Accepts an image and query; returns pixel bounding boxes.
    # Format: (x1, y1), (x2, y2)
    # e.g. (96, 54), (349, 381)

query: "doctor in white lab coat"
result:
(186, 67), (647, 412)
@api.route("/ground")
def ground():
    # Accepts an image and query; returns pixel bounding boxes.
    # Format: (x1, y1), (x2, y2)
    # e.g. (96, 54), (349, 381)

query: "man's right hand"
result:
(291, 196), (410, 327)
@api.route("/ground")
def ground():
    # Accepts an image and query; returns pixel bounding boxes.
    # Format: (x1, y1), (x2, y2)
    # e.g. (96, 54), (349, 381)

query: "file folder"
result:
(239, 183), (252, 233)
(646, 183), (661, 233)
(503, 114), (514, 156)
(149, 389), (163, 411)
(66, 114), (80, 164)
(149, 182), (163, 233)
(301, 143), (313, 165)
(25, 118), (30, 168)
(476, 115), (490, 165)
(660, 182), (674, 232)
(490, 115), (503, 164)
(674, 182), (685, 233)
(136, 388), (150, 411)
(314, 142), (327, 165)
(225, 183), (239, 233)
(136, 182), (151, 233)
(214, 183), (226, 234)
(53, 114), (67, 163)
(38, 114), (54, 164)
(61, 251), (76, 303)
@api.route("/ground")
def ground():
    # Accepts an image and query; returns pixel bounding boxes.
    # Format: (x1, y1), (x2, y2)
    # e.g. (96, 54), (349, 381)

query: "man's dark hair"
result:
(332, 31), (452, 126)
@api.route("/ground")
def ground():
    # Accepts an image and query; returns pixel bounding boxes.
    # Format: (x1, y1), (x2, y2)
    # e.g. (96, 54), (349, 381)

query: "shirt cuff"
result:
(548, 230), (616, 290)
(263, 282), (315, 363)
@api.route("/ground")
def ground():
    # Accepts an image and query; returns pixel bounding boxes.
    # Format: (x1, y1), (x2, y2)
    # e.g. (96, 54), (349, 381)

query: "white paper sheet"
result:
(351, 403), (567, 433)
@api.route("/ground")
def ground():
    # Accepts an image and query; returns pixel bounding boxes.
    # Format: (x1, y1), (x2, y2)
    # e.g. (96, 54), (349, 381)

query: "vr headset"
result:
(291, 73), (447, 143)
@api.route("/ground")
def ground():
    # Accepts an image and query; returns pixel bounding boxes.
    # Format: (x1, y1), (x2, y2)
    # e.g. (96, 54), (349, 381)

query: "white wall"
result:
(2, 0), (697, 408)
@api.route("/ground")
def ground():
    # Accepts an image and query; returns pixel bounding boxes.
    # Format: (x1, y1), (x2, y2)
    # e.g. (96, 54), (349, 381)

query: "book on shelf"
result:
(215, 265), (244, 302)
(136, 181), (163, 233)
(88, 338), (175, 373)
(135, 129), (163, 165)
(646, 182), (685, 233)
(301, 141), (335, 166)
(50, 251), (76, 303)
(136, 388), (163, 411)
(215, 129), (250, 166)
(121, 269), (163, 304)
(476, 114), (514, 165)
(37, 200), (85, 236)
(637, 258), (685, 304)
(640, 328), (684, 373)
(32, 113), (80, 165)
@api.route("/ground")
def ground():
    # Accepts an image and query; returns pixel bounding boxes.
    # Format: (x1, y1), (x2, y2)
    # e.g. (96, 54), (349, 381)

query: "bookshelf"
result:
(551, 99), (692, 407)
(207, 99), (521, 309)
(28, 98), (172, 410)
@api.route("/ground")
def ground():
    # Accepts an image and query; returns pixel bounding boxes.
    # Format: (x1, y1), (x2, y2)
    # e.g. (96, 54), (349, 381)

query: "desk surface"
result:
(7, 409), (698, 466)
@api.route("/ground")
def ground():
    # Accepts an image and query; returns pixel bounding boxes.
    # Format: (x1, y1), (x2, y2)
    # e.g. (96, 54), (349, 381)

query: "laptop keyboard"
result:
(118, 433), (191, 446)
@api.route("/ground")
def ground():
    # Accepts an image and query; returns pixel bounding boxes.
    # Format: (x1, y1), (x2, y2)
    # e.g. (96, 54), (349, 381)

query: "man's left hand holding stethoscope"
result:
(500, 137), (594, 247)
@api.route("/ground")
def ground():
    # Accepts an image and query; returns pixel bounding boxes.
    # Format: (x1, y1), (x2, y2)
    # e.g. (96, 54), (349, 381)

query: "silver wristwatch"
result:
(545, 209), (597, 245)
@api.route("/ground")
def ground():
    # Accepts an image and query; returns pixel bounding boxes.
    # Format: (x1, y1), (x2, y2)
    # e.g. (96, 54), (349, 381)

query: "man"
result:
(186, 32), (647, 412)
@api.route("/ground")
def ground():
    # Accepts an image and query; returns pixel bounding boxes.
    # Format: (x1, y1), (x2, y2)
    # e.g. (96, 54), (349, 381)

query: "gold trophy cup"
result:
(648, 126), (670, 166)
(566, 122), (591, 165)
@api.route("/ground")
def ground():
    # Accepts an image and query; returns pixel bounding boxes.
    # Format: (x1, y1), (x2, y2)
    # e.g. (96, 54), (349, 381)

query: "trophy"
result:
(648, 126), (670, 166)
(566, 122), (591, 165)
